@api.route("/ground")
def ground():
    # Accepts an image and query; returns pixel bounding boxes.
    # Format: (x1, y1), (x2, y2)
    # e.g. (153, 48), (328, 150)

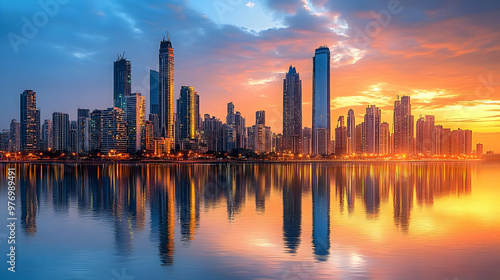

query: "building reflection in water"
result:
(282, 164), (302, 254)
(312, 165), (331, 261)
(10, 162), (474, 265)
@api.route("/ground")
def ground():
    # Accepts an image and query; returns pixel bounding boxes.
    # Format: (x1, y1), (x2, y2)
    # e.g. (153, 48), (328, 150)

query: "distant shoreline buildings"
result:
(0, 35), (485, 159)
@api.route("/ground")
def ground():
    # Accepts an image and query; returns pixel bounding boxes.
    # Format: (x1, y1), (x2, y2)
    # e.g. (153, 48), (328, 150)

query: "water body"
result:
(0, 162), (499, 279)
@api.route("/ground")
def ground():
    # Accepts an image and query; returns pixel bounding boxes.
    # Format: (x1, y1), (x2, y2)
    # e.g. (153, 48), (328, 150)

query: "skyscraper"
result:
(90, 110), (102, 151)
(9, 119), (20, 152)
(52, 112), (70, 152)
(380, 122), (390, 155)
(101, 107), (127, 154)
(40, 120), (52, 151)
(159, 34), (175, 144)
(77, 109), (90, 153)
(335, 116), (347, 155)
(150, 70), (159, 114)
(20, 90), (38, 151)
(312, 46), (331, 155)
(283, 65), (302, 154)
(393, 96), (414, 155)
(69, 121), (78, 153)
(347, 109), (355, 154)
(226, 102), (246, 150)
(364, 105), (381, 154)
(113, 55), (132, 110)
(176, 86), (196, 141)
(256, 111), (266, 125)
(126, 93), (146, 153)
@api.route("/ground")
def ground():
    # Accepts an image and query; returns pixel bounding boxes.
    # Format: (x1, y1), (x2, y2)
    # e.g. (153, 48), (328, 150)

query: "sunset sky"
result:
(1, 0), (499, 151)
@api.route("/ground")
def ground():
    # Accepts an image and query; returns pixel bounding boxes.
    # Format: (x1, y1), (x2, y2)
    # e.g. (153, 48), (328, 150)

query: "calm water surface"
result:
(1, 162), (500, 280)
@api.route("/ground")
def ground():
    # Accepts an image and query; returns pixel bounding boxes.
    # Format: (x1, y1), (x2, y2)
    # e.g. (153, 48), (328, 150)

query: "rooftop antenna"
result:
(167, 31), (170, 41)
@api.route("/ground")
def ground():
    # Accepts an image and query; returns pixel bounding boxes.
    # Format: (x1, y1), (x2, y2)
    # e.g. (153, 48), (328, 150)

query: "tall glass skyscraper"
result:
(347, 109), (355, 154)
(159, 34), (175, 144)
(113, 56), (132, 110)
(176, 86), (197, 142)
(283, 66), (302, 154)
(20, 90), (38, 152)
(312, 46), (331, 155)
(393, 96), (414, 155)
(150, 70), (159, 115)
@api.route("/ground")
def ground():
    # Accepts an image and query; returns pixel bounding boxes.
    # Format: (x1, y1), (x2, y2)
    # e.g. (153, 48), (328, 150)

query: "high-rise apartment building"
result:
(20, 90), (39, 151)
(77, 109), (90, 153)
(52, 112), (70, 152)
(101, 107), (127, 154)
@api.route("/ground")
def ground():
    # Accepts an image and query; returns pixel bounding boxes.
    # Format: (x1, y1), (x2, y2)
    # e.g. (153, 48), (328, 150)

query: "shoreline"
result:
(0, 159), (489, 165)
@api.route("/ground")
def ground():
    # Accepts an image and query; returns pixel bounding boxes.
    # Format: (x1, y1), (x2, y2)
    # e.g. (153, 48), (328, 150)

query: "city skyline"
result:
(1, 1), (499, 151)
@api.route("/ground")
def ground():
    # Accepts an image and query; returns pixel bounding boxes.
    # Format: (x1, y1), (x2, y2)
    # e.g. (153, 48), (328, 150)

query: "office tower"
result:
(9, 119), (21, 152)
(312, 46), (331, 155)
(416, 115), (436, 155)
(416, 117), (425, 154)
(347, 109), (355, 154)
(272, 133), (283, 152)
(101, 107), (127, 154)
(20, 90), (38, 151)
(35, 109), (40, 150)
(247, 126), (255, 151)
(434, 125), (443, 156)
(256, 110), (265, 125)
(226, 102), (246, 150)
(334, 116), (347, 155)
(302, 127), (312, 155)
(90, 110), (102, 151)
(355, 123), (364, 153)
(364, 105), (381, 154)
(148, 113), (160, 137)
(393, 96), (414, 155)
(113, 55), (132, 110)
(40, 120), (52, 151)
(222, 123), (237, 152)
(176, 86), (198, 150)
(125, 93), (146, 153)
(441, 128), (451, 155)
(77, 109), (90, 153)
(194, 93), (201, 135)
(144, 121), (154, 151)
(150, 70), (159, 114)
(69, 121), (78, 153)
(425, 115), (436, 155)
(0, 130), (8, 151)
(464, 130), (473, 155)
(159, 34), (175, 143)
(202, 114), (223, 152)
(283, 66), (303, 154)
(251, 111), (272, 153)
(52, 112), (70, 152)
(476, 143), (483, 157)
(380, 122), (390, 155)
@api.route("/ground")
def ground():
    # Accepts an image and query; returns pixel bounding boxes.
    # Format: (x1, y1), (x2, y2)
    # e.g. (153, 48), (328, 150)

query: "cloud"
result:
(246, 2), (255, 8)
